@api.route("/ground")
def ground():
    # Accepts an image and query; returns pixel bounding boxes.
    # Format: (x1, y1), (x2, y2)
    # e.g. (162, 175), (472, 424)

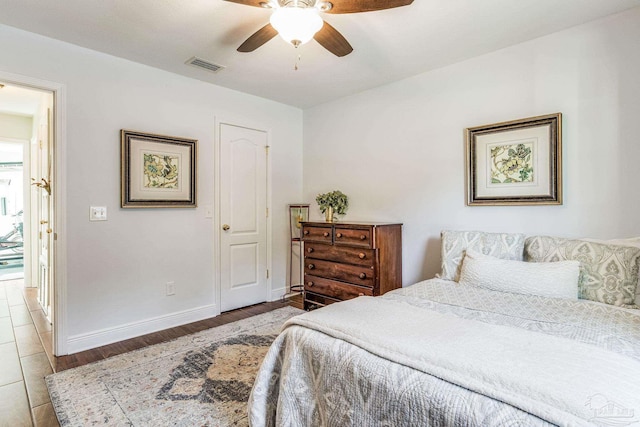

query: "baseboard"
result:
(270, 286), (287, 301)
(66, 304), (218, 355)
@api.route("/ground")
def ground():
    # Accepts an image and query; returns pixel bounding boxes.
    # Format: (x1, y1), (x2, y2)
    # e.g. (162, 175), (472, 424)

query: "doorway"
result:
(0, 144), (25, 280)
(218, 123), (269, 312)
(0, 80), (57, 350)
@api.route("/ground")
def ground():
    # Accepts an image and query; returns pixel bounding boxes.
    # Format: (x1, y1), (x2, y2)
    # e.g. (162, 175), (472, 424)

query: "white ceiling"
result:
(1, 0), (639, 108)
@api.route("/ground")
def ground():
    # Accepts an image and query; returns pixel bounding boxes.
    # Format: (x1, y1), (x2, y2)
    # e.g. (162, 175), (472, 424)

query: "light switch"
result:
(90, 206), (107, 221)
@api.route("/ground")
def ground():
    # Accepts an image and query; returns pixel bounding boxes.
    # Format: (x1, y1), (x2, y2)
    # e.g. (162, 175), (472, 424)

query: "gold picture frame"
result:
(465, 113), (562, 206)
(121, 130), (197, 208)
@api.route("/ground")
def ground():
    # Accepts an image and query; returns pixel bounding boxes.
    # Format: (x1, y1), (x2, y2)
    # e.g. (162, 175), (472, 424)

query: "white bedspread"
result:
(249, 279), (640, 426)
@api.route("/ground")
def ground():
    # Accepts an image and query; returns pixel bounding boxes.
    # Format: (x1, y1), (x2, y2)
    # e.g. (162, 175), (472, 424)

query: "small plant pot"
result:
(325, 206), (334, 222)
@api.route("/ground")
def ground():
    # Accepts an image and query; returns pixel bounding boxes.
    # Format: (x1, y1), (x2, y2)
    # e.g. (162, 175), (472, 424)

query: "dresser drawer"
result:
(305, 259), (375, 287)
(302, 225), (333, 244)
(304, 292), (341, 309)
(334, 227), (372, 248)
(305, 274), (373, 300)
(305, 243), (375, 267)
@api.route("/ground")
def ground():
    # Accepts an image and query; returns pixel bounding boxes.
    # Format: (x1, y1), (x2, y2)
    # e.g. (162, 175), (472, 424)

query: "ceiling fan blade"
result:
(324, 0), (413, 14)
(224, 0), (267, 8)
(314, 21), (353, 57)
(237, 23), (278, 52)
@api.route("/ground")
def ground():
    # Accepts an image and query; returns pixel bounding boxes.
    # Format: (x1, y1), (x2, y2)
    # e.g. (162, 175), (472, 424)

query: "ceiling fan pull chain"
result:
(294, 53), (301, 71)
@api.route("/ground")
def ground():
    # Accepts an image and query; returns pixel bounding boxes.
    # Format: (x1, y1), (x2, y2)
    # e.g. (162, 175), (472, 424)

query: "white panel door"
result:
(36, 107), (54, 320)
(220, 124), (268, 312)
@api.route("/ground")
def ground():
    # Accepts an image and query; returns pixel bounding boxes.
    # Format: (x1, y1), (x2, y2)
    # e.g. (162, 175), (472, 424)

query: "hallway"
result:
(0, 279), (58, 426)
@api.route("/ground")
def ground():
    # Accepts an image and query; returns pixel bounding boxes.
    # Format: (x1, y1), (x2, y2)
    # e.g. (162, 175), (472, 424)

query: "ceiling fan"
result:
(225, 0), (414, 57)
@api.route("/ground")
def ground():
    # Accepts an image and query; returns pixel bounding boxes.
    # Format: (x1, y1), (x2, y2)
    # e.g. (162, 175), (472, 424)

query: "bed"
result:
(249, 231), (640, 426)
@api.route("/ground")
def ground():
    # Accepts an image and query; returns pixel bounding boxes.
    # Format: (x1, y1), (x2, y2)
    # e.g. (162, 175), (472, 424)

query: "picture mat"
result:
(475, 124), (551, 198)
(129, 138), (192, 201)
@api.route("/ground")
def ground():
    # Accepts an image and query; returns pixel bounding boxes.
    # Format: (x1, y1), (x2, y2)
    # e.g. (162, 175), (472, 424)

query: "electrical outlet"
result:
(89, 206), (107, 221)
(166, 281), (175, 296)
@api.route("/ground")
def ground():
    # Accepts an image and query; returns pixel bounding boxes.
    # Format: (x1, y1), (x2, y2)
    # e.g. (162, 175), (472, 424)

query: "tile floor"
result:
(0, 279), (59, 427)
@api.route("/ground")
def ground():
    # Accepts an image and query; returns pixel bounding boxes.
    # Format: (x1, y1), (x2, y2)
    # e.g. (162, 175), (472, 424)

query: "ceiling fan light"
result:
(269, 7), (323, 47)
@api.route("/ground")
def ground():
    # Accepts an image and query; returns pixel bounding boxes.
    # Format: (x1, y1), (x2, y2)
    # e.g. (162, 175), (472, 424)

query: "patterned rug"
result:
(46, 306), (303, 426)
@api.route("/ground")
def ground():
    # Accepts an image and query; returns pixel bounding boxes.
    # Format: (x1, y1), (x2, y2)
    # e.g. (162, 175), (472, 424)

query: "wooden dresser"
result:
(301, 221), (402, 310)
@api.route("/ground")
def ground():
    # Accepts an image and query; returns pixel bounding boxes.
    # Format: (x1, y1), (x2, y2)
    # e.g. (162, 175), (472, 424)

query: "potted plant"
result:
(316, 190), (348, 222)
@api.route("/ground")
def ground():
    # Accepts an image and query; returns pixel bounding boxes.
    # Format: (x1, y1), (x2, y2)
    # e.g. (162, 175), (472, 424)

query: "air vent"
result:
(185, 56), (225, 74)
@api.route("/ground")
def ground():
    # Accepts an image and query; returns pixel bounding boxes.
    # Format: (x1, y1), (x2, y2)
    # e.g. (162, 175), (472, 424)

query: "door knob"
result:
(222, 224), (230, 231)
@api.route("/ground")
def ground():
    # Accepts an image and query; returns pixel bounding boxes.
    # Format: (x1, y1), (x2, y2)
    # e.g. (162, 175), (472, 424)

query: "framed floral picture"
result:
(465, 113), (562, 206)
(121, 130), (197, 208)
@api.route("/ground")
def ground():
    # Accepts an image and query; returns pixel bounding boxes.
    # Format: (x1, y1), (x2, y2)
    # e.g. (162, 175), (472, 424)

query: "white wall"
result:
(0, 113), (32, 140)
(303, 8), (640, 286)
(0, 25), (303, 352)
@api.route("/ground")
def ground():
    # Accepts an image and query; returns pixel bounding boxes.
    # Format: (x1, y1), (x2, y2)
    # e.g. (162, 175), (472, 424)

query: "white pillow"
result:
(439, 230), (526, 281)
(459, 250), (580, 299)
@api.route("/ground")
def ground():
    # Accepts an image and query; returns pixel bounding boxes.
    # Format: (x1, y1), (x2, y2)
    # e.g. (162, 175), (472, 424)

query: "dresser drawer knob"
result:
(336, 232), (342, 238)
(360, 235), (367, 240)
(307, 281), (314, 287)
(323, 232), (330, 237)
(359, 273), (367, 279)
(307, 247), (314, 253)
(358, 252), (366, 259)
(358, 293), (364, 296)
(308, 264), (315, 270)
(303, 230), (309, 235)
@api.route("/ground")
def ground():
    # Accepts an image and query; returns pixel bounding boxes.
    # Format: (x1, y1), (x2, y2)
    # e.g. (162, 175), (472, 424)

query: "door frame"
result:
(0, 70), (68, 355)
(214, 118), (272, 315)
